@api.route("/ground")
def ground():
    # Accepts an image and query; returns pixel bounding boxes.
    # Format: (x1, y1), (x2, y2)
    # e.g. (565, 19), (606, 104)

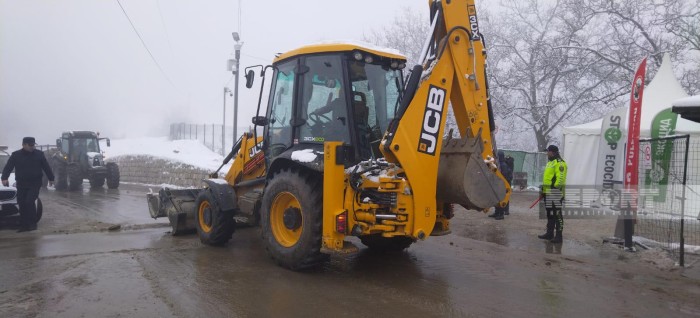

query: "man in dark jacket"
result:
(490, 150), (513, 220)
(1, 137), (55, 232)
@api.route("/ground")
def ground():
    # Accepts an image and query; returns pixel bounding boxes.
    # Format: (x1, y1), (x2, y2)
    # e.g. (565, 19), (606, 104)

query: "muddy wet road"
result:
(1, 185), (699, 317)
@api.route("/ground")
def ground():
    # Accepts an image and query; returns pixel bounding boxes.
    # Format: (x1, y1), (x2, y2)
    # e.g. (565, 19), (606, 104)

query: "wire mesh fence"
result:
(503, 150), (547, 190)
(169, 123), (257, 156)
(636, 135), (700, 265)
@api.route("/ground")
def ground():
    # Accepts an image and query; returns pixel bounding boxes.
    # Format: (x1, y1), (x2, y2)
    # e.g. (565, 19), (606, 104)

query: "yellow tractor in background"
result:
(147, 0), (510, 270)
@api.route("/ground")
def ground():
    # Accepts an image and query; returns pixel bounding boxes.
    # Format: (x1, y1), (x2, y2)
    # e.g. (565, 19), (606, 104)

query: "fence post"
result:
(680, 135), (690, 267)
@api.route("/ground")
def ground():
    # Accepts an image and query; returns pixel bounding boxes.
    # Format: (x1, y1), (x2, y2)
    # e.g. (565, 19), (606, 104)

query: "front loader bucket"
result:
(437, 136), (508, 210)
(146, 188), (201, 235)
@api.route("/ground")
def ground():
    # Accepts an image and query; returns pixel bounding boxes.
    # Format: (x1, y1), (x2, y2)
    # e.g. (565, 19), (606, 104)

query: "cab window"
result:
(298, 55), (349, 143)
(265, 60), (296, 157)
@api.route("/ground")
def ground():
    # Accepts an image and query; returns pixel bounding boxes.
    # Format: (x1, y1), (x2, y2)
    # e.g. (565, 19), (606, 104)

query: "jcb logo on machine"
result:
(248, 140), (264, 158)
(418, 85), (445, 156)
(468, 5), (480, 40)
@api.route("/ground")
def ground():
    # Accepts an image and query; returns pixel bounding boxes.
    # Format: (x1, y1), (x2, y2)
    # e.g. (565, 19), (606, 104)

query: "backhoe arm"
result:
(380, 0), (510, 236)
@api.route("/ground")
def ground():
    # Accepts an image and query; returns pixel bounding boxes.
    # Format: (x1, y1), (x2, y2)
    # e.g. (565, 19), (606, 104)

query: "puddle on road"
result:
(458, 223), (601, 258)
(0, 228), (181, 260)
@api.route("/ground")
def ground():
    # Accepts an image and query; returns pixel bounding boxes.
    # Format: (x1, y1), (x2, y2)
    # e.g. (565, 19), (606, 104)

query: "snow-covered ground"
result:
(106, 137), (230, 172)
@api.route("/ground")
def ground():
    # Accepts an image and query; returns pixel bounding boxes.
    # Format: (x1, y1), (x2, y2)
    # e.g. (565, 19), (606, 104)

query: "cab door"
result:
(264, 59), (297, 158)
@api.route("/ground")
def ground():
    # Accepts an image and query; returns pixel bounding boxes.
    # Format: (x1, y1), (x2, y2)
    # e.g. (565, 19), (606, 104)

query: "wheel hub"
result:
(282, 207), (302, 230)
(203, 207), (212, 226)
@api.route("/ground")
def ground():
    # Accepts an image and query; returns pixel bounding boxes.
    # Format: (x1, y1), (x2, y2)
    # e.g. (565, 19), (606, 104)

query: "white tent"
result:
(563, 55), (700, 186)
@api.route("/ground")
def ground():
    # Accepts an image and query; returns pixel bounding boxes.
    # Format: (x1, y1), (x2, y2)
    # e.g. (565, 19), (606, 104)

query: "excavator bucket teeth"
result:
(437, 136), (507, 210)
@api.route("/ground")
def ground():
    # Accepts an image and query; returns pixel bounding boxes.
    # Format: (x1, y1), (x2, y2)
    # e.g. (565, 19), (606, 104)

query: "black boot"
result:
(538, 230), (553, 240)
(538, 219), (554, 240)
(550, 230), (563, 243)
(494, 211), (504, 220)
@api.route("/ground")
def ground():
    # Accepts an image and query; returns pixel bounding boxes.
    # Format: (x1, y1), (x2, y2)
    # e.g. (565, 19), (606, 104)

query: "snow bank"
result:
(107, 137), (230, 172)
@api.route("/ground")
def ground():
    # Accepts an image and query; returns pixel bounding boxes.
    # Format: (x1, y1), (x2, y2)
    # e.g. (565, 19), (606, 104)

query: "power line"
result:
(242, 53), (270, 63)
(156, 0), (174, 56)
(116, 0), (179, 91)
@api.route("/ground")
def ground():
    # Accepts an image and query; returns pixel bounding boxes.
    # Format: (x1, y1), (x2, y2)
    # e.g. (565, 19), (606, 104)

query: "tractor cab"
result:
(57, 133), (104, 165)
(52, 131), (119, 190)
(247, 43), (406, 167)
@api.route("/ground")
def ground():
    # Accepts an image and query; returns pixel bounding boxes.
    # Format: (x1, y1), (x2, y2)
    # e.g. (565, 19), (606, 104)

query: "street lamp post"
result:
(223, 87), (231, 155)
(232, 32), (243, 143)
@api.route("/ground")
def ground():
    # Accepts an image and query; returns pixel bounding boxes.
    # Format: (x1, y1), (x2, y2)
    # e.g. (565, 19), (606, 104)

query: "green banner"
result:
(646, 108), (678, 202)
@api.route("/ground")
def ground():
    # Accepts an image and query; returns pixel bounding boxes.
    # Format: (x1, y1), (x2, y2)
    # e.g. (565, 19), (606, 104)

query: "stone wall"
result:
(110, 155), (214, 188)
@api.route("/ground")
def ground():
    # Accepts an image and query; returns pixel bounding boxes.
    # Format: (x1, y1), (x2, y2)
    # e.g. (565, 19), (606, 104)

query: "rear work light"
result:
(336, 211), (348, 234)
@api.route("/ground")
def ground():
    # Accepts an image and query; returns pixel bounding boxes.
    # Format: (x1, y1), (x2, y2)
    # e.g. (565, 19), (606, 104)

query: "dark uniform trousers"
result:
(17, 186), (40, 227)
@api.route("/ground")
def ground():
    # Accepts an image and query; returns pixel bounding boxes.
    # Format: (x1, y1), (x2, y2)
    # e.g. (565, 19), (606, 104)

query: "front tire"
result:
(106, 163), (120, 189)
(260, 169), (327, 270)
(90, 175), (106, 188)
(35, 198), (43, 222)
(54, 162), (68, 191)
(194, 189), (235, 245)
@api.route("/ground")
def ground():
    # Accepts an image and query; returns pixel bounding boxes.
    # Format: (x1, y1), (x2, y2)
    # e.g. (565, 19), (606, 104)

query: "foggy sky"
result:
(0, 0), (425, 150)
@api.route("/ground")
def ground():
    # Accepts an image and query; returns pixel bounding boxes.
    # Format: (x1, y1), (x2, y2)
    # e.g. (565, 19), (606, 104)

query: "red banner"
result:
(624, 57), (647, 191)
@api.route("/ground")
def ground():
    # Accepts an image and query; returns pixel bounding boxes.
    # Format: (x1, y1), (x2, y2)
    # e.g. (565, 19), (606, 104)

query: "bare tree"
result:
(564, 0), (700, 94)
(485, 0), (629, 150)
(365, 1), (699, 151)
(362, 7), (430, 67)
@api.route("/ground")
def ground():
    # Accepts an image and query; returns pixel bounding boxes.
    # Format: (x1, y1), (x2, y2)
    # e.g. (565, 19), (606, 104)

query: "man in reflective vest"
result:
(538, 145), (567, 243)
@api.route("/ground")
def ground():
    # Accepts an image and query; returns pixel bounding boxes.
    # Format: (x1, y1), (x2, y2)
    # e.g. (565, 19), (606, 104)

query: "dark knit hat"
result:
(545, 145), (559, 152)
(22, 137), (36, 145)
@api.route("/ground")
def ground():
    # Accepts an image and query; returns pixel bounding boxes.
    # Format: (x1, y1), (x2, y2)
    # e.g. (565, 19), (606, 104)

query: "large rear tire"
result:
(260, 169), (327, 270)
(106, 163), (120, 189)
(54, 162), (68, 191)
(194, 189), (235, 246)
(67, 163), (82, 191)
(360, 234), (414, 252)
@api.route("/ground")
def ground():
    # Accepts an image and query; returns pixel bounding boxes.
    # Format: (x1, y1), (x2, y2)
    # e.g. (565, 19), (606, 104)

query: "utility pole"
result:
(231, 32), (243, 143)
(222, 87), (231, 155)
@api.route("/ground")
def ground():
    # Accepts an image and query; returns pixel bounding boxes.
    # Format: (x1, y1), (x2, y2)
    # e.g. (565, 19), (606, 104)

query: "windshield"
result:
(73, 138), (100, 153)
(348, 60), (403, 159)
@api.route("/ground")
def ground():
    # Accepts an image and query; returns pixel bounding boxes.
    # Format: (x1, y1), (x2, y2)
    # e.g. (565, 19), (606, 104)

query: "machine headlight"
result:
(364, 55), (374, 64)
(353, 51), (363, 61)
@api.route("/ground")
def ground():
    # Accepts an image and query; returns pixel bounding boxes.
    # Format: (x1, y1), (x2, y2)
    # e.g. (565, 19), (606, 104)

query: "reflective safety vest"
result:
(543, 158), (567, 194)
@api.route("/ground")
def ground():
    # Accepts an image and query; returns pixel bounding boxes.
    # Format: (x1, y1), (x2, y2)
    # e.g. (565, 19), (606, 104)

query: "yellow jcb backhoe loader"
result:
(147, 0), (510, 270)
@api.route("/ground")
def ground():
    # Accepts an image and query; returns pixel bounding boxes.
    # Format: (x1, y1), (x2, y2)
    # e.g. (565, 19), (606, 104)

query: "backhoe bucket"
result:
(437, 136), (508, 210)
(146, 188), (201, 235)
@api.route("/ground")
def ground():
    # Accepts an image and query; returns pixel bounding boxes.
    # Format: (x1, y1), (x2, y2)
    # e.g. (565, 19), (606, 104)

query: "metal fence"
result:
(636, 135), (700, 266)
(503, 150), (547, 190)
(170, 123), (256, 155)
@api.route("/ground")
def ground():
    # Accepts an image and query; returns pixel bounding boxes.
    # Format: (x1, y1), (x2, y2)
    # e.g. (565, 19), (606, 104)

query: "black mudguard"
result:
(201, 179), (238, 211)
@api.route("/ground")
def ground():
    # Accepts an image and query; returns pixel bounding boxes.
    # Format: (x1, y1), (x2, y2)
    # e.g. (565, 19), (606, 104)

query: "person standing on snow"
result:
(1, 137), (55, 232)
(538, 145), (567, 243)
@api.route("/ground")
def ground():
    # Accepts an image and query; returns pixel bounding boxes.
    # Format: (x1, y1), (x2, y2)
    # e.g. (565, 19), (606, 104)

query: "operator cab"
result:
(253, 43), (406, 165)
(56, 131), (110, 166)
